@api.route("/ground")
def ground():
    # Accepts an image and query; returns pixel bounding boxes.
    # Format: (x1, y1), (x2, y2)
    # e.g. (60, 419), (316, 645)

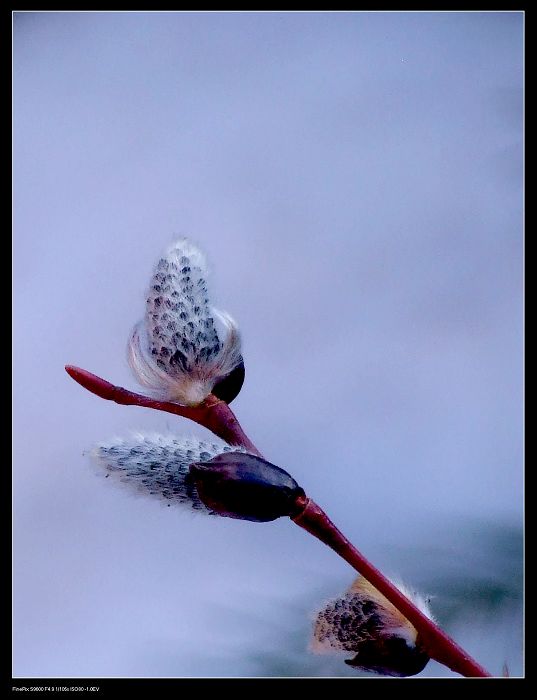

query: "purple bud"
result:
(189, 452), (305, 522)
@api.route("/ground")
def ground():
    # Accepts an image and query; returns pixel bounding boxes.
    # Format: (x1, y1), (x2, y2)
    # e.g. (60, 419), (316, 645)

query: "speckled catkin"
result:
(312, 576), (433, 654)
(128, 238), (242, 406)
(92, 433), (248, 514)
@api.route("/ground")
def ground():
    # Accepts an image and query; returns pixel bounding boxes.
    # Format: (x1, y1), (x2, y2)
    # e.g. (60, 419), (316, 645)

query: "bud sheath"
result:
(189, 453), (305, 522)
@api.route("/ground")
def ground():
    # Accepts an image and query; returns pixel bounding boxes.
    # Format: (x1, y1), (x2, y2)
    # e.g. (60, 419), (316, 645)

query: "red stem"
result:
(65, 364), (491, 677)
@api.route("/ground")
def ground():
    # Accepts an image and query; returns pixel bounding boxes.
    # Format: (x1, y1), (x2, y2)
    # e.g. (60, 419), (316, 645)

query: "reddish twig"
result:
(65, 364), (491, 677)
(64, 366), (261, 456)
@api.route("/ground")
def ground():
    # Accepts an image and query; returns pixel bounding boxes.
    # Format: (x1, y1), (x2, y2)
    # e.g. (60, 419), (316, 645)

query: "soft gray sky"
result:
(13, 11), (523, 678)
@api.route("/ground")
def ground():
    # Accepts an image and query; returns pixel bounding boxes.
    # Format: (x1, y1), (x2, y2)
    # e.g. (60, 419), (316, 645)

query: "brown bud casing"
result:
(212, 358), (245, 404)
(345, 636), (429, 677)
(189, 452), (305, 522)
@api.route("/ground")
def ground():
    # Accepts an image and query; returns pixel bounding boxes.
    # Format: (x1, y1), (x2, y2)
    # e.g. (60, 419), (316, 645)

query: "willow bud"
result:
(91, 433), (249, 514)
(128, 238), (244, 406)
(312, 576), (433, 677)
(189, 452), (305, 522)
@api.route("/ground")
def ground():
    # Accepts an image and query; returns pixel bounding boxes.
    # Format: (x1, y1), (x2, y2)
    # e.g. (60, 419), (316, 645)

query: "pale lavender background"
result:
(13, 12), (523, 678)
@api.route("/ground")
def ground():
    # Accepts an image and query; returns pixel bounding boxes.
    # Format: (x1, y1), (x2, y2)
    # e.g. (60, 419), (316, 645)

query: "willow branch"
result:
(65, 364), (491, 677)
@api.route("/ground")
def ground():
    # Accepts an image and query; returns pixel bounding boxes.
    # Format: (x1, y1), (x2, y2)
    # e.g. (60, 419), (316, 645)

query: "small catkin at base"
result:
(312, 576), (433, 677)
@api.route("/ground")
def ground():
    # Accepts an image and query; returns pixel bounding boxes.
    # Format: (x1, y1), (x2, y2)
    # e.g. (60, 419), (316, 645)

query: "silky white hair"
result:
(128, 238), (242, 406)
(91, 432), (248, 514)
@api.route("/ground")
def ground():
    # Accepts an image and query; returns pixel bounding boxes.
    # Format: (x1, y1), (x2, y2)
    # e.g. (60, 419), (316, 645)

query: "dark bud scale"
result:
(189, 452), (305, 522)
(345, 635), (429, 677)
(212, 357), (245, 404)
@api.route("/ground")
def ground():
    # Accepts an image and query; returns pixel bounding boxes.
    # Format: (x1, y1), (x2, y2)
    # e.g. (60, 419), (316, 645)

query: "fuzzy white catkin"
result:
(91, 433), (248, 514)
(128, 238), (242, 406)
(312, 576), (434, 654)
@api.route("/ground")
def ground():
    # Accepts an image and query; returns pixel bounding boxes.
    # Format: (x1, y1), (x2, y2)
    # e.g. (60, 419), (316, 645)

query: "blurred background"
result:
(13, 12), (523, 678)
